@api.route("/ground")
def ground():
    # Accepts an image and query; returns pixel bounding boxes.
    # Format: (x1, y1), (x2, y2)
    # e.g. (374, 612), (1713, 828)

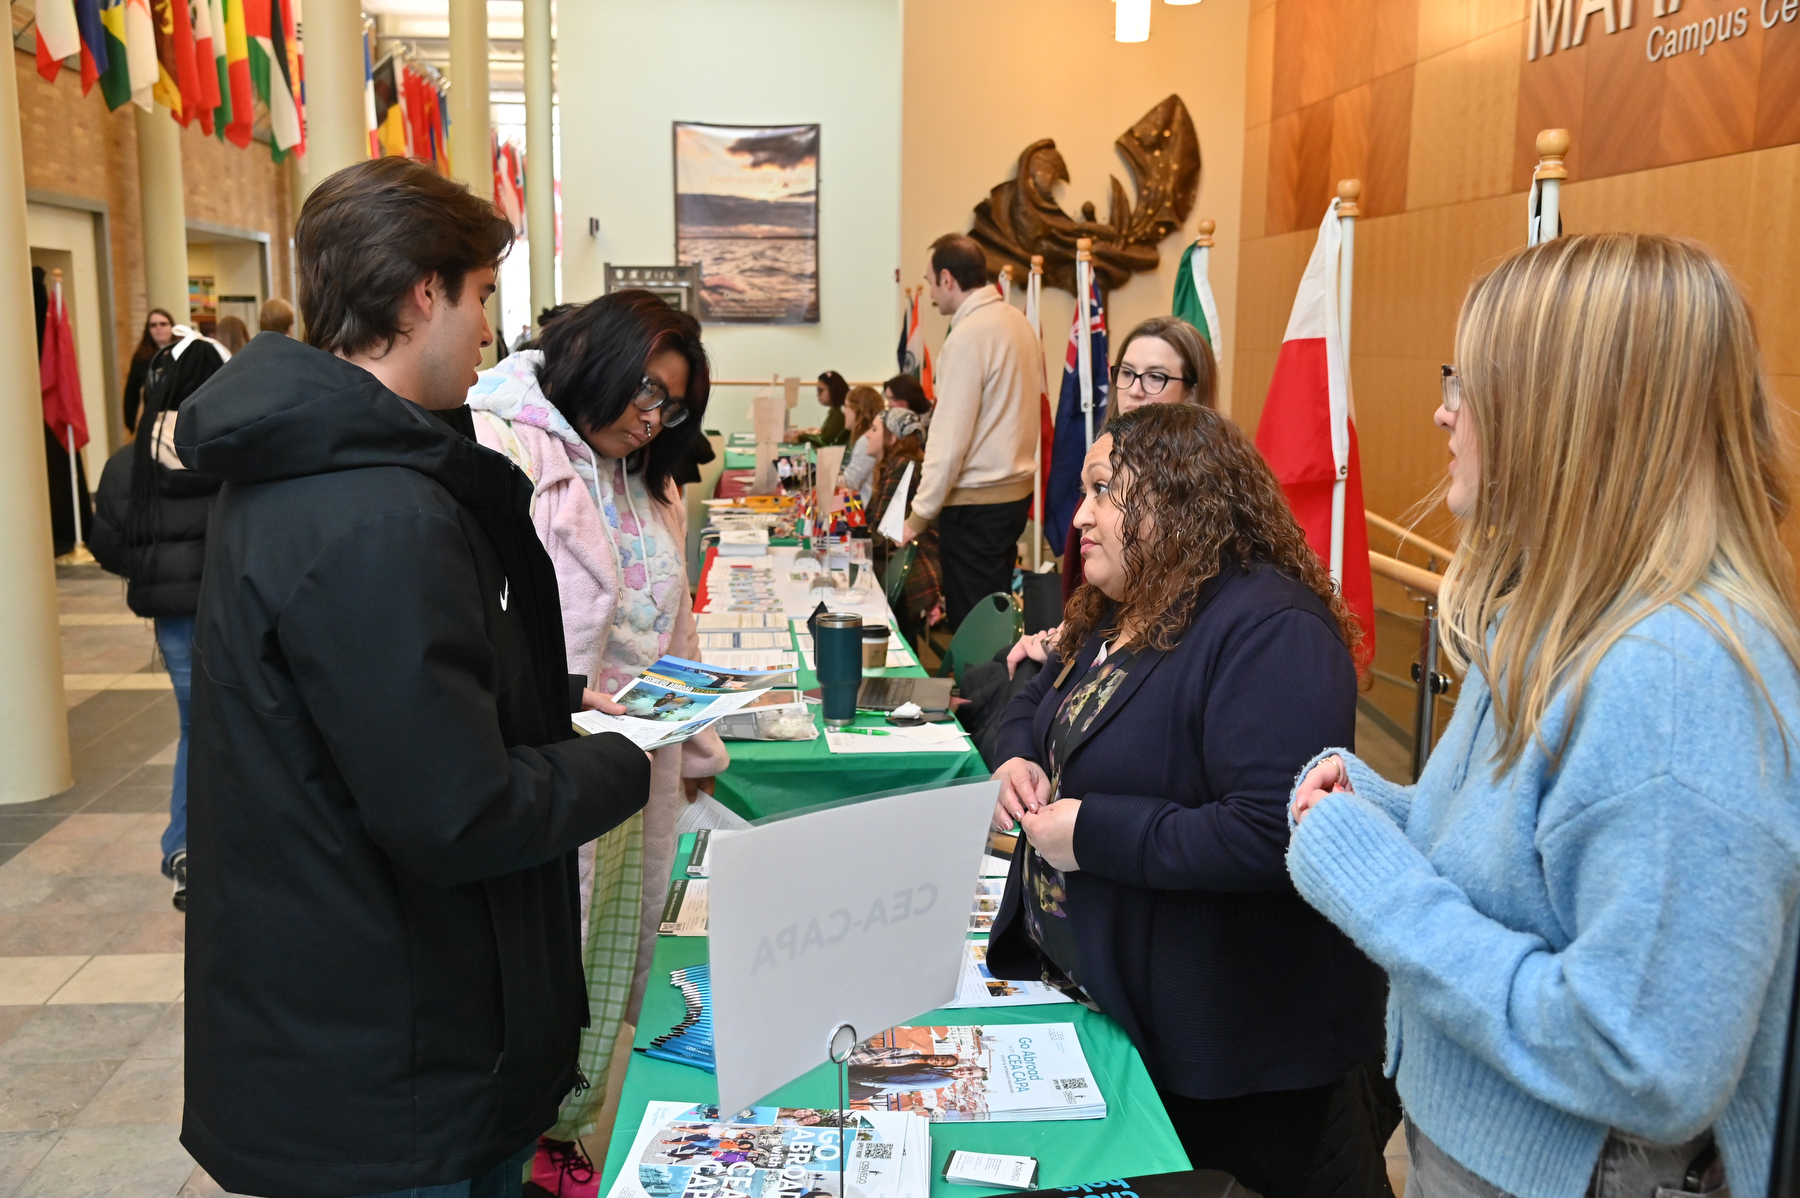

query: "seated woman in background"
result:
(840, 385), (886, 506)
(883, 372), (932, 417)
(869, 407), (943, 638)
(803, 369), (851, 445)
(465, 290), (731, 1194)
(1289, 234), (1800, 1198)
(986, 403), (1391, 1198)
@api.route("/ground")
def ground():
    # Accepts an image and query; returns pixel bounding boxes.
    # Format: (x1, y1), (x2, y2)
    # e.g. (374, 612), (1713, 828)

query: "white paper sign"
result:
(706, 779), (999, 1113)
(877, 462), (914, 543)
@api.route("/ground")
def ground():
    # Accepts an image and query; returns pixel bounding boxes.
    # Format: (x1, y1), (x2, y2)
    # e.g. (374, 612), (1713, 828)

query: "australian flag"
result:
(1044, 277), (1108, 556)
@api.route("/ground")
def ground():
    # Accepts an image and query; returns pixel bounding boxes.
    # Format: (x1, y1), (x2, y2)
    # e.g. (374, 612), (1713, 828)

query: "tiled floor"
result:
(4, 566), (1412, 1198)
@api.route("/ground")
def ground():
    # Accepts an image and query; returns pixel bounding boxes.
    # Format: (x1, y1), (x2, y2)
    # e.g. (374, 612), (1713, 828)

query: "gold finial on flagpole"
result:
(1076, 237), (1093, 261)
(1336, 180), (1361, 219)
(1195, 219), (1215, 248)
(1029, 254), (1044, 274)
(1534, 128), (1571, 180)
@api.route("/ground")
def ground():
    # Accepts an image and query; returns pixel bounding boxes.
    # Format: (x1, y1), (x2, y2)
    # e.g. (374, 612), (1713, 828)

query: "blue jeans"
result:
(349, 1142), (534, 1198)
(154, 615), (194, 872)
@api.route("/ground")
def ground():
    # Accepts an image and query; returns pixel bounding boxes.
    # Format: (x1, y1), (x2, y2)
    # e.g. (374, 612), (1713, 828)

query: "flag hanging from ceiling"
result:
(1045, 276), (1108, 557)
(1253, 197), (1375, 666)
(73, 0), (109, 94)
(1171, 241), (1223, 349)
(245, 0), (302, 153)
(35, 0), (81, 82)
(188, 0), (221, 132)
(205, 0), (229, 134)
(40, 284), (89, 453)
(123, 0), (158, 109)
(362, 26), (378, 158)
(163, 0), (205, 125)
(95, 0), (132, 108)
(219, 0), (252, 143)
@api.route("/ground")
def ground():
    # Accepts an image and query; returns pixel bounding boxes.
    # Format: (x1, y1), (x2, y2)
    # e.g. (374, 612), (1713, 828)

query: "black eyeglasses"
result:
(1440, 364), (1463, 413)
(1111, 365), (1193, 396)
(632, 375), (689, 428)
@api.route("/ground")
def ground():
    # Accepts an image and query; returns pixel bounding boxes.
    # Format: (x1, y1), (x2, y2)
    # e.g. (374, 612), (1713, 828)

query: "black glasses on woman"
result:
(1111, 364), (1193, 396)
(632, 375), (689, 427)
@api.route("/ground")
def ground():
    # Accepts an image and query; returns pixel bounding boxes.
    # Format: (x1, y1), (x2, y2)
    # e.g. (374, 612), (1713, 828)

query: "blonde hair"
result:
(845, 385), (884, 444)
(1441, 233), (1800, 770)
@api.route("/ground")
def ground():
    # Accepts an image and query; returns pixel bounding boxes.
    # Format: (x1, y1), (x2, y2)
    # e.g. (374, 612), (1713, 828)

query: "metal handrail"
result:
(1364, 541), (1449, 780)
(1370, 551), (1440, 596)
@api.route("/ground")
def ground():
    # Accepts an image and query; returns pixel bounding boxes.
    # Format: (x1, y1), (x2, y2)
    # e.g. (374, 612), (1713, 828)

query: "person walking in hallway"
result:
(901, 234), (1039, 628)
(172, 157), (652, 1198)
(89, 325), (231, 911)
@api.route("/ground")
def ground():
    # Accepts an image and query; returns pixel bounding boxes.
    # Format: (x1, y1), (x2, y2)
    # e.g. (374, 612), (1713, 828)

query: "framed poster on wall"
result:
(673, 122), (819, 325)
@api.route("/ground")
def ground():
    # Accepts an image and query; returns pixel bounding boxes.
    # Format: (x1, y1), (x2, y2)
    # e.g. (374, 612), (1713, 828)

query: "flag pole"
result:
(1027, 254), (1044, 572)
(51, 271), (88, 559)
(1529, 128), (1570, 246)
(1331, 181), (1359, 587)
(1076, 238), (1095, 451)
(1194, 219), (1213, 292)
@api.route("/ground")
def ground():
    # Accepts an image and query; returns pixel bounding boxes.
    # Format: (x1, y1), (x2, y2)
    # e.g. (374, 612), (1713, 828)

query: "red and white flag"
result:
(1254, 198), (1375, 666)
(40, 284), (88, 453)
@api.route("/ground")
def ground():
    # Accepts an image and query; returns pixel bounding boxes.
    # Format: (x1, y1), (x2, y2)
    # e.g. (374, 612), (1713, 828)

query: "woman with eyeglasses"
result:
(1289, 235), (1800, 1198)
(465, 289), (727, 1194)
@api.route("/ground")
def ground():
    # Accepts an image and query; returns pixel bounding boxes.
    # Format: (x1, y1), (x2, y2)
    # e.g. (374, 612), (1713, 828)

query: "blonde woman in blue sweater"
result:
(1288, 234), (1800, 1198)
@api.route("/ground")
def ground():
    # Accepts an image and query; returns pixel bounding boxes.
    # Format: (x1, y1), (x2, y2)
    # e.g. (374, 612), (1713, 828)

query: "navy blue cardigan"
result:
(986, 562), (1386, 1100)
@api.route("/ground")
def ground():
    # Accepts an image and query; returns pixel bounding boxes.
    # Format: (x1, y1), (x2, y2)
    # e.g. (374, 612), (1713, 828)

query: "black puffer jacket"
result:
(90, 337), (226, 617)
(174, 332), (651, 1198)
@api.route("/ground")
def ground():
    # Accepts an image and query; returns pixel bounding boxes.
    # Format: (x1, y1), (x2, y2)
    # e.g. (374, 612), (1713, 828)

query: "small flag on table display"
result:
(73, 0), (109, 94)
(220, 0), (252, 144)
(35, 0), (82, 82)
(1171, 241), (1223, 349)
(1044, 276), (1108, 557)
(123, 0), (159, 110)
(1253, 199), (1375, 666)
(40, 288), (88, 455)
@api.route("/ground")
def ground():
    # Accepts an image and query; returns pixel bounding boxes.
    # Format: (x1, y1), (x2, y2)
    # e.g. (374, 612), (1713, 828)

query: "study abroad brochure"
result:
(572, 655), (797, 751)
(603, 1101), (932, 1198)
(846, 1024), (1104, 1122)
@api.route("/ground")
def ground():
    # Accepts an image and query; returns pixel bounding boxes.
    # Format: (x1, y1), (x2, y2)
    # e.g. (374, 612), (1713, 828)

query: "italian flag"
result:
(1171, 240), (1223, 349)
(1254, 197), (1376, 666)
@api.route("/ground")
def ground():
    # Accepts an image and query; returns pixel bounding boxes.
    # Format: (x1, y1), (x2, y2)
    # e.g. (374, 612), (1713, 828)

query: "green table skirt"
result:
(602, 937), (1191, 1198)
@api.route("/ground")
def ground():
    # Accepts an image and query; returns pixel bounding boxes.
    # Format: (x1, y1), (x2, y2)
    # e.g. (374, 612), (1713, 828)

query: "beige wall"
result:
(902, 0), (1250, 413)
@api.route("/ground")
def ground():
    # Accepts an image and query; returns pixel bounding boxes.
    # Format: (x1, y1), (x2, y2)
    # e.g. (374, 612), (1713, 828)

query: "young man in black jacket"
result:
(173, 157), (651, 1198)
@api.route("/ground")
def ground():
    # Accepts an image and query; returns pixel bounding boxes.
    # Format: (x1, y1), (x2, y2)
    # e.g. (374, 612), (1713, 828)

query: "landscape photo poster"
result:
(674, 122), (820, 324)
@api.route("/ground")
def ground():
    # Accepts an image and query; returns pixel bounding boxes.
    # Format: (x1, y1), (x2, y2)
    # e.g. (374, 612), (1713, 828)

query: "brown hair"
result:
(883, 373), (931, 414)
(214, 315), (250, 353)
(1110, 315), (1218, 411)
(817, 370), (848, 407)
(295, 157), (514, 357)
(258, 296), (294, 335)
(132, 308), (176, 364)
(1057, 404), (1360, 662)
(845, 386), (884, 443)
(1442, 233), (1800, 770)
(929, 234), (989, 291)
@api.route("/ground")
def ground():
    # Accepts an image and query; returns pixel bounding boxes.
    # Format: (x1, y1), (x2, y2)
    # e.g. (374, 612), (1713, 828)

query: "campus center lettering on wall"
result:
(1515, 0), (1800, 184)
(1525, 0), (1782, 62)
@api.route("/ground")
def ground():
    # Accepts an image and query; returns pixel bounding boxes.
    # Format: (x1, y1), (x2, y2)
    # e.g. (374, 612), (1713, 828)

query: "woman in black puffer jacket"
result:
(91, 331), (228, 909)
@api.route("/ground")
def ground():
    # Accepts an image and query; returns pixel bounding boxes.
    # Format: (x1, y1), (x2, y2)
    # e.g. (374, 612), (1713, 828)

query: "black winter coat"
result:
(90, 338), (226, 617)
(174, 332), (651, 1198)
(986, 562), (1386, 1100)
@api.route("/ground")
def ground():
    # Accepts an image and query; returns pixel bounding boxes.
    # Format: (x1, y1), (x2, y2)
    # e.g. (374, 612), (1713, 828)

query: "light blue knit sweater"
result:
(1287, 602), (1800, 1198)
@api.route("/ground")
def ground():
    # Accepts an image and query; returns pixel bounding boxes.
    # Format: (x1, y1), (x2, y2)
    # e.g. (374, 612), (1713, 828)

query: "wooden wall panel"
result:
(1511, 25), (1588, 188)
(1658, 28), (1760, 165)
(1406, 23), (1521, 208)
(1756, 17), (1800, 147)
(1247, 2), (1277, 130)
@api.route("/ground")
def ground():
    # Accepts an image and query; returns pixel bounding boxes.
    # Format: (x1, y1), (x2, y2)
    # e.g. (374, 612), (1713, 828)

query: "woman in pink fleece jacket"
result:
(467, 292), (725, 1192)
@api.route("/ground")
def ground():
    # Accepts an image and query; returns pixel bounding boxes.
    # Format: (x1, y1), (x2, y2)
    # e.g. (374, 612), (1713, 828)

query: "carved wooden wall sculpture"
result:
(970, 93), (1200, 295)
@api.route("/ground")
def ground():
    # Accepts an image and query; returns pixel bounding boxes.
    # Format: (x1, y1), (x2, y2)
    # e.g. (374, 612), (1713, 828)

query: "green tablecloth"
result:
(711, 625), (988, 822)
(600, 839), (1191, 1198)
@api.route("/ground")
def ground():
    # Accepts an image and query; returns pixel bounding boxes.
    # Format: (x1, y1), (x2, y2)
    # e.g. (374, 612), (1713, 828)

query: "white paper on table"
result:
(700, 649), (800, 672)
(826, 724), (971, 754)
(705, 778), (998, 1112)
(877, 461), (913, 543)
(816, 444), (845, 514)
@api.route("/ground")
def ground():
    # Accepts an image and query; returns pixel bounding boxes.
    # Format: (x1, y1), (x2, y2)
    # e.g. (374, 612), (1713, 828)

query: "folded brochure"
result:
(574, 655), (796, 751)
(604, 1101), (931, 1198)
(846, 1024), (1103, 1122)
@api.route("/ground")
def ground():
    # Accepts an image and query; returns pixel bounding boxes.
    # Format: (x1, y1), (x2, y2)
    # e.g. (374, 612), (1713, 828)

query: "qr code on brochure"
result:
(858, 1143), (895, 1159)
(1053, 1078), (1088, 1090)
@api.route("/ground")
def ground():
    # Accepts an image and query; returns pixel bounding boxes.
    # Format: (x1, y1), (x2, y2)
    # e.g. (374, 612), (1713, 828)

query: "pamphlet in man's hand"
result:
(572, 655), (797, 751)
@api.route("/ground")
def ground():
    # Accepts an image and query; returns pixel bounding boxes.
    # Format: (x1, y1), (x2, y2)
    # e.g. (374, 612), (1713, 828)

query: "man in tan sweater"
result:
(902, 234), (1040, 628)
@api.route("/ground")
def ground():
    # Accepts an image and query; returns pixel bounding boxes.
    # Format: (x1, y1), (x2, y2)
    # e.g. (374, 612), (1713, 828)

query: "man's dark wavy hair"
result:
(533, 290), (712, 505)
(295, 157), (514, 358)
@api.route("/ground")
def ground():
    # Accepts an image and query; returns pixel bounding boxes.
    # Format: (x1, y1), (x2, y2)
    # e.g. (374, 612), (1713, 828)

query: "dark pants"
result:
(1157, 1065), (1398, 1198)
(349, 1141), (534, 1198)
(938, 497), (1029, 629)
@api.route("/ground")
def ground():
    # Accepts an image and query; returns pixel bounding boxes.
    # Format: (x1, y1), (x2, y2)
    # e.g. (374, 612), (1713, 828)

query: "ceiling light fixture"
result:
(1115, 0), (1151, 41)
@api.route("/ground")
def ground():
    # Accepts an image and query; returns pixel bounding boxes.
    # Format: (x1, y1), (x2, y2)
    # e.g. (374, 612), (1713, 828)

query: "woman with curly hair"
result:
(985, 403), (1390, 1198)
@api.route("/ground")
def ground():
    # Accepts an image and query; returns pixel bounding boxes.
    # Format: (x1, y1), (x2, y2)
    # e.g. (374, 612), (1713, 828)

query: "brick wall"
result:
(15, 49), (295, 425)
